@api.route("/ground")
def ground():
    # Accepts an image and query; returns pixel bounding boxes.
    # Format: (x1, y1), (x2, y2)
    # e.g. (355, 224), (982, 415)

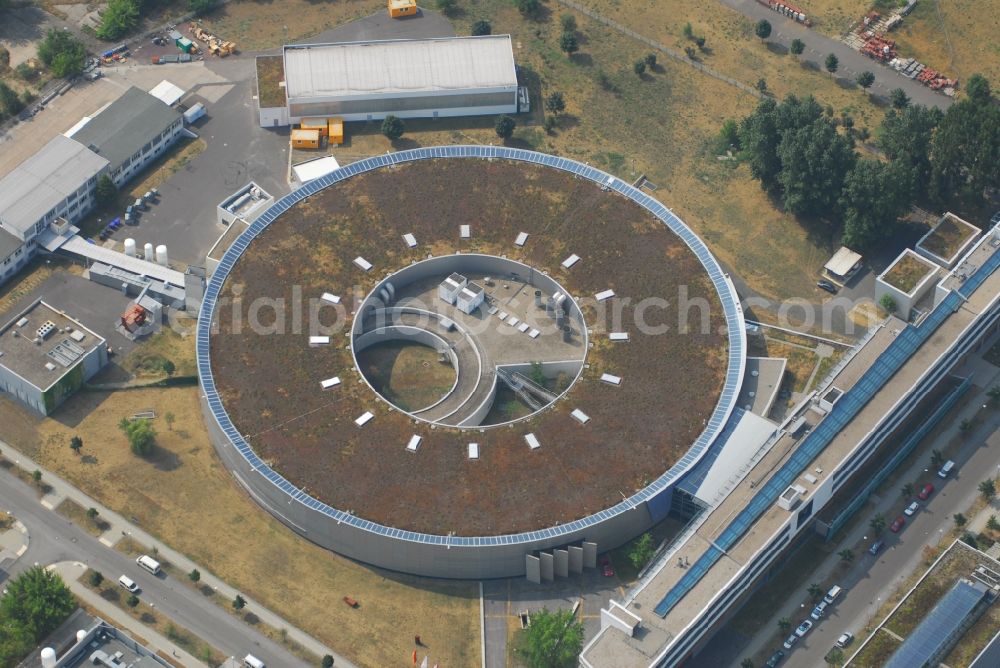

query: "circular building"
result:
(198, 146), (745, 579)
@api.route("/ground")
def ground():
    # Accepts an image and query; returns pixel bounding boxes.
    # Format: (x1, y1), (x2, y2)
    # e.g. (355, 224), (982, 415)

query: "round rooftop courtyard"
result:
(199, 147), (745, 577)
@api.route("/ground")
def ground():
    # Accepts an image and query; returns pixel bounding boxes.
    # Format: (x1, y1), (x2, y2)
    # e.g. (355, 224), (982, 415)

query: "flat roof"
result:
(824, 246), (862, 277)
(292, 156), (341, 183)
(880, 249), (939, 294)
(0, 135), (108, 238)
(0, 227), (23, 261)
(283, 35), (517, 100)
(0, 300), (105, 391)
(72, 87), (181, 169)
(148, 79), (185, 106)
(917, 212), (980, 264)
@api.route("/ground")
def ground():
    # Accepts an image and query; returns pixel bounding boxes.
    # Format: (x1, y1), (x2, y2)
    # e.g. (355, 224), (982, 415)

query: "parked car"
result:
(765, 650), (785, 667)
(836, 632), (854, 648)
(890, 516), (906, 533)
(795, 619), (813, 637)
(810, 601), (828, 620)
(917, 482), (935, 500)
(782, 634), (798, 650)
(817, 280), (838, 294)
(117, 575), (139, 593)
(904, 501), (920, 516)
(869, 540), (885, 556)
(602, 562), (614, 577)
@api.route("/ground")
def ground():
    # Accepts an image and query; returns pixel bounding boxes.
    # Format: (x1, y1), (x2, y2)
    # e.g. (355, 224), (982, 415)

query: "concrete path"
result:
(50, 561), (203, 668)
(0, 443), (358, 668)
(717, 0), (952, 111)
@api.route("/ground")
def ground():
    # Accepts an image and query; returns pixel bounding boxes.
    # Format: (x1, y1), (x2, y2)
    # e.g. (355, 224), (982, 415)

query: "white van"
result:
(136, 554), (161, 575)
(938, 460), (955, 478)
(117, 575), (139, 593)
(824, 585), (842, 605)
(243, 654), (266, 668)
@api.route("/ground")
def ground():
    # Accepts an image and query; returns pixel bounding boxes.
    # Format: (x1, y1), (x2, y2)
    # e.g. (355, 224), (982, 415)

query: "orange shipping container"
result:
(300, 117), (328, 138)
(388, 0), (417, 18)
(327, 118), (344, 146)
(291, 129), (321, 149)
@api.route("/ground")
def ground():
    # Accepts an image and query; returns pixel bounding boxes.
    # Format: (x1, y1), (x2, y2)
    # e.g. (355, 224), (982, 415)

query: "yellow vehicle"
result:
(388, 0), (417, 18)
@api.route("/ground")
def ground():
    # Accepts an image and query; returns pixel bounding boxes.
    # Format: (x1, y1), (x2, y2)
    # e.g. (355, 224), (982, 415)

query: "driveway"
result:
(717, 0), (952, 111)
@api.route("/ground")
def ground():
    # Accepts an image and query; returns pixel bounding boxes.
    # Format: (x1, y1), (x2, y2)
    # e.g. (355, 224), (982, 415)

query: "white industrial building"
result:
(261, 35), (519, 126)
(0, 300), (108, 415)
(0, 135), (109, 283)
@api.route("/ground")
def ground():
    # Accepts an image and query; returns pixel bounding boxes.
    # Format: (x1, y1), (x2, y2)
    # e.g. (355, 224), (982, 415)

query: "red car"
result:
(603, 563), (615, 577)
(917, 483), (935, 500)
(890, 516), (906, 533)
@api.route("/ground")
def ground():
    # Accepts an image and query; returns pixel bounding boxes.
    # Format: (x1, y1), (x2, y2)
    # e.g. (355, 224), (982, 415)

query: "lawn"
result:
(891, 0), (1000, 89)
(850, 628), (901, 667)
(55, 498), (109, 537)
(356, 341), (457, 412)
(787, 0), (873, 36)
(121, 328), (197, 379)
(0, 387), (480, 668)
(749, 337), (819, 393)
(882, 251), (936, 293)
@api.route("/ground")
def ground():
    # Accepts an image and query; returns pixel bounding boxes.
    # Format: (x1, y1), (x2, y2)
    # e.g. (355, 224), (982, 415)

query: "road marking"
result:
(40, 499), (55, 510)
(99, 536), (114, 547)
(15, 545), (26, 557)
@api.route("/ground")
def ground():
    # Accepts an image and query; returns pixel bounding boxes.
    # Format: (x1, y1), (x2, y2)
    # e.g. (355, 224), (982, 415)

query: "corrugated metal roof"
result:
(283, 35), (517, 100)
(0, 135), (108, 238)
(824, 246), (863, 277)
(72, 87), (181, 170)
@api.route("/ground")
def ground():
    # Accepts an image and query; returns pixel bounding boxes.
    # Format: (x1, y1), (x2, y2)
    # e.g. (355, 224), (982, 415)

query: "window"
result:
(132, 150), (141, 162)
(88, 176), (97, 186)
(142, 142), (152, 154)
(796, 500), (814, 530)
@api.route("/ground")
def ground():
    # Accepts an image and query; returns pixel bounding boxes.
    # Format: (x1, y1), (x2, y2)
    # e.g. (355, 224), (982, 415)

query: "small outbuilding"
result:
(439, 273), (467, 305)
(823, 246), (863, 284)
(291, 128), (320, 149)
(456, 282), (485, 314)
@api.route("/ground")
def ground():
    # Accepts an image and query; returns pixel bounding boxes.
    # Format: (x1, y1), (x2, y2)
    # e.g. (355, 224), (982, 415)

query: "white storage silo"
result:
(40, 648), (56, 668)
(124, 238), (137, 257)
(144, 243), (154, 261)
(155, 245), (168, 266)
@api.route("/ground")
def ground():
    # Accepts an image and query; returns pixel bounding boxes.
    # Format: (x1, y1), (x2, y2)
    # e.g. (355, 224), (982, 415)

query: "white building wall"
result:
(110, 119), (184, 187)
(259, 106), (290, 128)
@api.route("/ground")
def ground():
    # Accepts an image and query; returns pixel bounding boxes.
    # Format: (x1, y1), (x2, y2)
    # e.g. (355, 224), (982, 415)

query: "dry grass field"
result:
(0, 388), (479, 668)
(356, 341), (457, 412)
(890, 0), (1000, 89)
(790, 0), (873, 35)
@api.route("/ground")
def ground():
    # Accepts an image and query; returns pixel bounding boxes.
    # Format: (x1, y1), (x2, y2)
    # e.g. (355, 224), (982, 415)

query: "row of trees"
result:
(0, 567), (77, 666)
(727, 74), (999, 250)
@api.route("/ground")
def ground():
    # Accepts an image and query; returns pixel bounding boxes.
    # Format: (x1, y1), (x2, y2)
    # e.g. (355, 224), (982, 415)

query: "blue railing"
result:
(196, 146), (745, 548)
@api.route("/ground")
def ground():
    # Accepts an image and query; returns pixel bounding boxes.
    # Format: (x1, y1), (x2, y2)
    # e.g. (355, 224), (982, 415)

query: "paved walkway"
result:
(0, 445), (357, 668)
(51, 561), (202, 668)
(718, 0), (952, 110)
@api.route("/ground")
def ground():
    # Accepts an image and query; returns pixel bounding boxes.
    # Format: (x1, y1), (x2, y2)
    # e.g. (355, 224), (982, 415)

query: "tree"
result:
(321, 656), (335, 668)
(979, 479), (996, 501)
(825, 53), (839, 74)
(841, 159), (914, 251)
(737, 94), (826, 196)
(522, 609), (583, 668)
(645, 53), (657, 68)
(16, 63), (38, 81)
(878, 105), (941, 191)
(94, 174), (116, 204)
(954, 512), (967, 528)
(718, 119), (740, 151)
(790, 38), (805, 56)
(514, 0), (540, 19)
(879, 294), (898, 314)
(890, 88), (910, 109)
(930, 79), (1000, 205)
(471, 19), (492, 36)
(0, 82), (24, 117)
(756, 78), (768, 94)
(695, 36), (706, 50)
(31, 469), (42, 485)
(127, 594), (139, 608)
(380, 115), (405, 141)
(901, 482), (915, 498)
(960, 417), (974, 434)
(70, 435), (83, 455)
(560, 13), (577, 32)
(436, 0), (458, 16)
(233, 594), (246, 610)
(931, 449), (945, 469)
(777, 118), (856, 218)
(188, 569), (201, 583)
(188, 0), (220, 16)
(869, 513), (886, 535)
(741, 660), (754, 668)
(807, 583), (824, 601)
(684, 46), (697, 60)
(627, 533), (656, 570)
(838, 548), (854, 563)
(755, 19), (772, 41)
(89, 571), (104, 587)
(86, 507), (99, 521)
(37, 29), (86, 78)
(545, 92), (566, 115)
(118, 417), (156, 456)
(559, 32), (579, 57)
(988, 385), (1000, 404)
(682, 22), (693, 39)
(778, 617), (791, 632)
(856, 71), (875, 91)
(494, 114), (516, 139)
(826, 647), (845, 667)
(164, 412), (175, 431)
(965, 74), (991, 103)
(633, 60), (646, 76)
(96, 0), (141, 41)
(1, 566), (76, 639)
(988, 515), (1000, 531)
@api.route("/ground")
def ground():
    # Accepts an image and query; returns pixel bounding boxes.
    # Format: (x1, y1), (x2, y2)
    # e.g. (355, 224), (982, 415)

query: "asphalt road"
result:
(0, 466), (308, 668)
(718, 0), (953, 111)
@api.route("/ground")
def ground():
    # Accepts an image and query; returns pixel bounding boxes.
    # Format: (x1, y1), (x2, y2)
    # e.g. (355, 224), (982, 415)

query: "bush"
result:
(16, 63), (38, 81)
(436, 0), (458, 16)
(118, 418), (156, 456)
(514, 0), (540, 18)
(790, 38), (805, 55)
(879, 294), (897, 313)
(633, 60), (646, 76)
(89, 571), (104, 587)
(544, 92), (565, 114)
(644, 53), (657, 67)
(381, 115), (405, 140)
(471, 19), (491, 36)
(755, 19), (771, 40)
(188, 0), (220, 16)
(494, 114), (516, 139)
(127, 594), (140, 607)
(626, 533), (655, 570)
(559, 31), (579, 56)
(0, 82), (24, 117)
(38, 29), (86, 77)
(560, 13), (576, 32)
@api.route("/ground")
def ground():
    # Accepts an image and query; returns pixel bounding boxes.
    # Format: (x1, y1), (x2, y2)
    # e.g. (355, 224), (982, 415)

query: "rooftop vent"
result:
(36, 320), (57, 340)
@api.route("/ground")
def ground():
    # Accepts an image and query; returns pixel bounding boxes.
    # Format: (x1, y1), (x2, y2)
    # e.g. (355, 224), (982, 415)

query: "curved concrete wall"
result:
(197, 146), (746, 579)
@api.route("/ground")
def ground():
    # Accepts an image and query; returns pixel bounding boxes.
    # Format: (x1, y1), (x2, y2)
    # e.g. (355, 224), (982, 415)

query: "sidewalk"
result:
(0, 443), (357, 668)
(50, 561), (201, 668)
(736, 363), (1000, 662)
